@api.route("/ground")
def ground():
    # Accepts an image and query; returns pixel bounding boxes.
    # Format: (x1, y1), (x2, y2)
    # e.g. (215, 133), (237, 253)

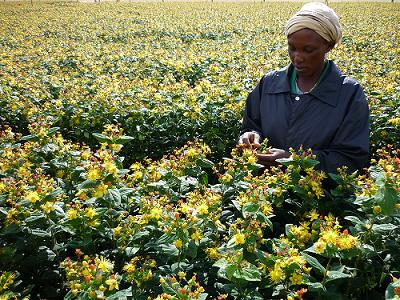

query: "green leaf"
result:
(105, 189), (122, 206)
(301, 252), (326, 276)
(107, 289), (132, 299)
(255, 212), (273, 228)
(1, 224), (21, 235)
(125, 247), (140, 257)
(185, 240), (198, 258)
(38, 246), (56, 261)
(372, 224), (397, 234)
(92, 133), (112, 143)
(158, 244), (179, 257)
(199, 294), (208, 300)
(380, 185), (398, 215)
(285, 224), (293, 237)
(225, 264), (237, 280)
(31, 229), (51, 238)
(25, 212), (46, 224)
(231, 200), (242, 212)
(344, 215), (365, 226)
(242, 202), (259, 216)
(78, 180), (98, 189)
(21, 134), (38, 141)
(234, 263), (262, 282)
(196, 157), (214, 168)
(326, 270), (352, 282)
(307, 282), (326, 292)
(48, 127), (60, 135)
(116, 135), (134, 145)
(213, 258), (228, 269)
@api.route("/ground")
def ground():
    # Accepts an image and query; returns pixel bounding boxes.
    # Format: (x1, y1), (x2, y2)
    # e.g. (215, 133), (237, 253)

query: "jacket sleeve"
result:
(240, 76), (265, 138)
(314, 84), (370, 174)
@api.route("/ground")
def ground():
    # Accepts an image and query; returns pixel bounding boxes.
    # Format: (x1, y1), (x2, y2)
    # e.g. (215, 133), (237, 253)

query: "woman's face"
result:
(287, 28), (333, 77)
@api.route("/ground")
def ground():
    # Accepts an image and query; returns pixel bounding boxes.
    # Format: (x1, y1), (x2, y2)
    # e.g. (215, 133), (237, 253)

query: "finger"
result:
(257, 159), (275, 167)
(268, 148), (280, 153)
(253, 134), (260, 145)
(256, 153), (275, 162)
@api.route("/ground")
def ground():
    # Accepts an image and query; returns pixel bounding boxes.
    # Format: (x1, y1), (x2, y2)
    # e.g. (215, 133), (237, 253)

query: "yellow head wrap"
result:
(284, 2), (342, 47)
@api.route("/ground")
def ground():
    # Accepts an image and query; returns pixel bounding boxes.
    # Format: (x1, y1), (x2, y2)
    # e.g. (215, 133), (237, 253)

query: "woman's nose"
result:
(293, 52), (304, 63)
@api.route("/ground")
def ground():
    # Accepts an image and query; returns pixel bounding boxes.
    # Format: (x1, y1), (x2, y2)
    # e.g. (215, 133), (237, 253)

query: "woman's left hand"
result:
(256, 148), (291, 167)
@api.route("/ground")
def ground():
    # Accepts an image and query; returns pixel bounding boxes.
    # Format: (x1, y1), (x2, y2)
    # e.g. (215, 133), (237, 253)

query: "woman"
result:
(238, 2), (369, 174)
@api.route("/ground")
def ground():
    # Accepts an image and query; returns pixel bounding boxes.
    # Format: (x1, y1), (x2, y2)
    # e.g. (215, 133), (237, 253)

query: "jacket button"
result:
(295, 96), (300, 101)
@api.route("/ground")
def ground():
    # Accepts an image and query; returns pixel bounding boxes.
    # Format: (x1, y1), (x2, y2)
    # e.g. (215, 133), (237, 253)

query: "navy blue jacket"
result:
(241, 61), (370, 174)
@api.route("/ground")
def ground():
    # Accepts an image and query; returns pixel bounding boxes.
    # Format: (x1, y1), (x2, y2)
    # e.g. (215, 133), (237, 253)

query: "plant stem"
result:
(322, 257), (332, 286)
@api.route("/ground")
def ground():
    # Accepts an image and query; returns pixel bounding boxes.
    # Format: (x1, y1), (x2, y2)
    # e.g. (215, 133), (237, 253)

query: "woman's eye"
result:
(304, 48), (315, 53)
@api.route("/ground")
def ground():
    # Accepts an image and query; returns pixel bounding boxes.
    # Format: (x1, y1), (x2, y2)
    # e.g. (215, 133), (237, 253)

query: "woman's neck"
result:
(296, 62), (326, 93)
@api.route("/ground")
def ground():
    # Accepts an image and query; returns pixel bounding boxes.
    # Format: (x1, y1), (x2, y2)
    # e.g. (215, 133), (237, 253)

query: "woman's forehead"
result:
(287, 29), (326, 45)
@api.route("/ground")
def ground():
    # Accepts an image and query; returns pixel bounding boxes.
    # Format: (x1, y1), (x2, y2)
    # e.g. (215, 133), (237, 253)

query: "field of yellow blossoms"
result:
(0, 1), (399, 299)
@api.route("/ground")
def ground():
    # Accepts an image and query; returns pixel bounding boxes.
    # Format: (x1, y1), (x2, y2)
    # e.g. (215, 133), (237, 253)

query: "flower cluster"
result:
(60, 251), (119, 299)
(156, 274), (206, 300)
(123, 256), (156, 288)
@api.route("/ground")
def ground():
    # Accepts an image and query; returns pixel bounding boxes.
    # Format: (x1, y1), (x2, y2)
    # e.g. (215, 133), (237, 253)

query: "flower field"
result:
(0, 2), (399, 299)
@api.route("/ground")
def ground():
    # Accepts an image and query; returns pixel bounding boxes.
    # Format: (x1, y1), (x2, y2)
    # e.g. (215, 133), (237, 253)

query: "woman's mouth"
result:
(295, 65), (307, 72)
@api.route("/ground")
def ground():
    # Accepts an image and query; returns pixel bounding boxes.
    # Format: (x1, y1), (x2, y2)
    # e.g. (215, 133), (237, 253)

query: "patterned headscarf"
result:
(284, 2), (342, 47)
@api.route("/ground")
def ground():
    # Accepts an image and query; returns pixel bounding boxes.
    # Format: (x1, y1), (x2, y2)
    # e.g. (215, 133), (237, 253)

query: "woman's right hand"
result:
(238, 131), (261, 147)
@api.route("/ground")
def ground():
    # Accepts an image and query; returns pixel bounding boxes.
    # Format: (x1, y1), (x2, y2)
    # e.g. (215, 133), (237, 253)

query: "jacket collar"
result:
(266, 61), (343, 107)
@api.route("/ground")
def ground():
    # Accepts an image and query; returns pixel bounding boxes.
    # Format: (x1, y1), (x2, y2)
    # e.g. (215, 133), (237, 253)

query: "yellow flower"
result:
(87, 168), (101, 181)
(97, 257), (113, 273)
(373, 205), (382, 214)
(234, 232), (246, 245)
(85, 207), (96, 219)
(247, 155), (257, 164)
(315, 240), (327, 254)
(307, 209), (319, 221)
(387, 117), (400, 125)
(269, 266), (284, 283)
(26, 191), (40, 203)
(191, 231), (202, 243)
(67, 209), (78, 220)
(206, 247), (221, 260)
(105, 276), (119, 291)
(110, 144), (122, 152)
(150, 171), (162, 181)
(41, 202), (55, 214)
(197, 204), (209, 215)
(130, 163), (142, 171)
(113, 226), (122, 236)
(132, 171), (143, 181)
(81, 151), (91, 160)
(321, 229), (338, 245)
(75, 190), (88, 200)
(338, 235), (358, 250)
(175, 239), (183, 249)
(221, 173), (233, 183)
(290, 272), (303, 285)
(186, 148), (198, 158)
(178, 271), (186, 279)
(94, 183), (109, 198)
(150, 207), (162, 220)
(104, 161), (118, 175)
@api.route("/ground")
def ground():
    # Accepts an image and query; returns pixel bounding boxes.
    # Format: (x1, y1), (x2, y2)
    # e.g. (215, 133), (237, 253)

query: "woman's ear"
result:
(326, 42), (335, 52)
